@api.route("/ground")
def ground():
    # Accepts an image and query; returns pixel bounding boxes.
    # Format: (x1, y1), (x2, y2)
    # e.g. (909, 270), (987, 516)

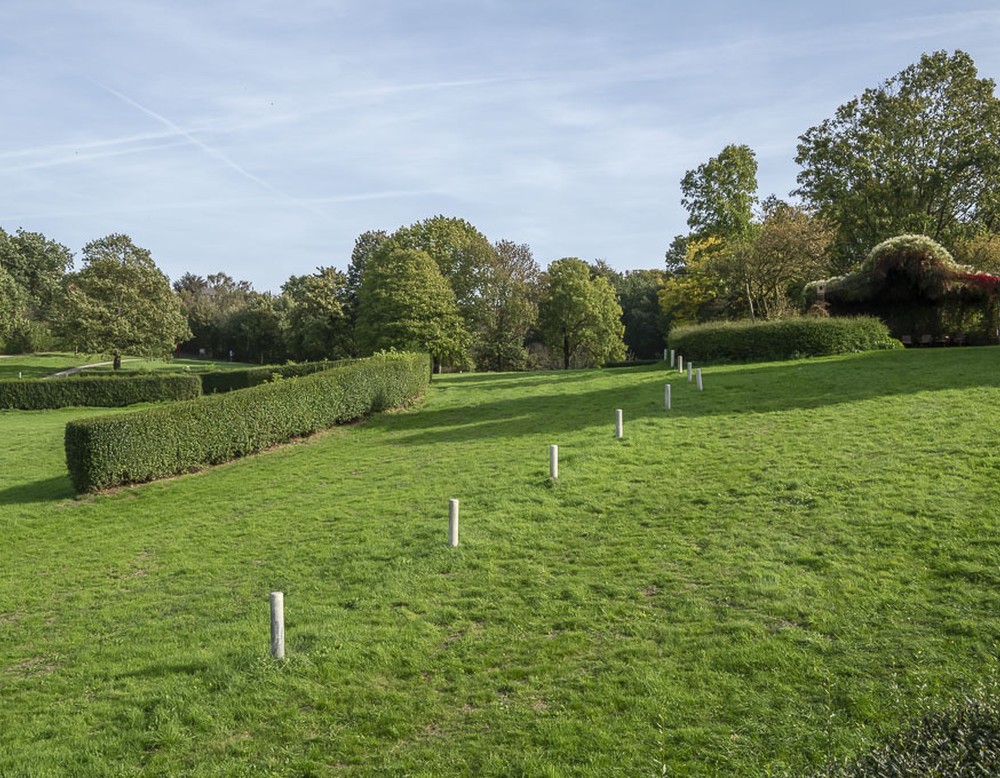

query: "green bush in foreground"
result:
(0, 374), (201, 410)
(668, 317), (901, 363)
(198, 359), (353, 394)
(809, 693), (1000, 777)
(64, 352), (430, 492)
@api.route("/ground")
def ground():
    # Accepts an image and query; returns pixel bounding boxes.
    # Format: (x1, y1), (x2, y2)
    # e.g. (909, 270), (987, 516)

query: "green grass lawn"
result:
(0, 353), (257, 381)
(2, 348), (1000, 776)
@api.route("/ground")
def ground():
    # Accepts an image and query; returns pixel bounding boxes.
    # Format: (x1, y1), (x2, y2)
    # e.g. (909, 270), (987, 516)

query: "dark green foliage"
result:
(809, 693), (1000, 777)
(64, 352), (430, 492)
(0, 374), (201, 410)
(198, 359), (353, 394)
(601, 358), (661, 368)
(668, 317), (900, 363)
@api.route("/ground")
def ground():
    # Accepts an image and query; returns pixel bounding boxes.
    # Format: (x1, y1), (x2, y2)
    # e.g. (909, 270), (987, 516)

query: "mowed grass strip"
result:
(1, 347), (1000, 776)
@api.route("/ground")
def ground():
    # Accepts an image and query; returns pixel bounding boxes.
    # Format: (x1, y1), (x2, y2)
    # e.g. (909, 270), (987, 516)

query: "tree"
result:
(355, 247), (470, 369)
(538, 258), (626, 369)
(56, 234), (190, 369)
(680, 144), (758, 241)
(616, 270), (667, 359)
(280, 267), (353, 361)
(953, 233), (1000, 275)
(229, 292), (284, 365)
(745, 199), (834, 318)
(0, 227), (73, 319)
(174, 272), (254, 357)
(0, 264), (24, 348)
(345, 229), (389, 324)
(475, 240), (540, 371)
(795, 50), (1000, 272)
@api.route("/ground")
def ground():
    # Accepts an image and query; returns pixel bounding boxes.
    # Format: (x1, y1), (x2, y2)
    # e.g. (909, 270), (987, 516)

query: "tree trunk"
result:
(563, 334), (571, 370)
(113, 353), (122, 370)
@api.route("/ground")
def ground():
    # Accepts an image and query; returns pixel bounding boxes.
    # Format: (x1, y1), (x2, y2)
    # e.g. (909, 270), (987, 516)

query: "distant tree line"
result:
(4, 50), (999, 367)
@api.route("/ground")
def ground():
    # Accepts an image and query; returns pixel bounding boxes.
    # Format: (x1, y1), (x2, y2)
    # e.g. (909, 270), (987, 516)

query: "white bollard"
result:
(549, 445), (559, 479)
(663, 348), (668, 362)
(270, 592), (285, 659)
(664, 383), (671, 410)
(448, 499), (459, 547)
(678, 355), (684, 374)
(696, 368), (703, 391)
(669, 349), (675, 368)
(615, 409), (624, 439)
(687, 363), (693, 382)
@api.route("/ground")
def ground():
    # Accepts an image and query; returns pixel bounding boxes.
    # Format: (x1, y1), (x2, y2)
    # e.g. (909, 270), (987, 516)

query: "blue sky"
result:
(2, 1), (999, 292)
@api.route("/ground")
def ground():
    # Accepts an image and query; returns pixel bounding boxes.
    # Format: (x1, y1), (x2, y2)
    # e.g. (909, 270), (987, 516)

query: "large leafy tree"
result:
(0, 227), (73, 319)
(56, 234), (190, 369)
(474, 240), (540, 371)
(229, 292), (284, 365)
(345, 229), (389, 324)
(680, 144), (758, 242)
(795, 50), (1000, 272)
(355, 247), (470, 370)
(538, 257), (625, 369)
(0, 264), (25, 348)
(280, 267), (353, 361)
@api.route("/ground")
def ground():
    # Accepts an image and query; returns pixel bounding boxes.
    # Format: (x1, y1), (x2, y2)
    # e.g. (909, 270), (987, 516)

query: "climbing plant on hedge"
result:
(64, 352), (429, 492)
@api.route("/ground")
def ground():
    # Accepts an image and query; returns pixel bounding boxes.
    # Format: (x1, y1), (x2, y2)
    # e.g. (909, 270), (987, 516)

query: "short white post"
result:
(687, 363), (693, 382)
(448, 499), (459, 547)
(664, 383), (671, 410)
(662, 348), (667, 361)
(678, 355), (684, 373)
(18, 372), (22, 380)
(549, 445), (559, 479)
(270, 592), (285, 659)
(615, 409), (624, 439)
(696, 368), (703, 391)
(669, 349), (675, 368)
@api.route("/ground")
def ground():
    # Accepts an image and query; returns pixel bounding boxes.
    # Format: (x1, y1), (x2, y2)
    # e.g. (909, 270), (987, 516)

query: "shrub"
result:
(667, 317), (901, 364)
(65, 352), (430, 493)
(807, 692), (1000, 777)
(0, 374), (202, 410)
(198, 359), (354, 394)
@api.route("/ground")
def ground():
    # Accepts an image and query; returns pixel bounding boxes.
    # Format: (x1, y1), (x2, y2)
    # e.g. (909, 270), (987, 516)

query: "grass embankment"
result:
(1, 348), (999, 775)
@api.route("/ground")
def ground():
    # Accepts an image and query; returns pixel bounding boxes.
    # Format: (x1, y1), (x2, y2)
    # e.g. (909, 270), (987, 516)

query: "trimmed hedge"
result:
(198, 359), (354, 394)
(65, 352), (430, 493)
(667, 317), (901, 364)
(0, 375), (202, 410)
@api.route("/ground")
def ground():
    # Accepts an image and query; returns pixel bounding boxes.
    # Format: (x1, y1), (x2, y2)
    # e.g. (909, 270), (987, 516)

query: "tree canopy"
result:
(56, 234), (190, 369)
(538, 258), (626, 369)
(795, 50), (1000, 272)
(355, 247), (470, 369)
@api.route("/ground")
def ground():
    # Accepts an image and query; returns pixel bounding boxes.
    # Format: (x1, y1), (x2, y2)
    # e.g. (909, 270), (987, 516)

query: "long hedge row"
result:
(667, 317), (901, 363)
(198, 359), (353, 394)
(0, 375), (202, 410)
(64, 352), (430, 493)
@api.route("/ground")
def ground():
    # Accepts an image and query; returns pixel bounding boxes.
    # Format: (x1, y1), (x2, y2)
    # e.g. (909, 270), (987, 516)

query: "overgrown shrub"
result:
(0, 374), (202, 410)
(807, 693), (1000, 777)
(198, 359), (353, 394)
(667, 317), (901, 363)
(65, 352), (430, 492)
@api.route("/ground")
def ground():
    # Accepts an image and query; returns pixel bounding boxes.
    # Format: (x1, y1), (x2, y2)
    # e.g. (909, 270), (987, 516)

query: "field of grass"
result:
(0, 354), (258, 381)
(2, 347), (1000, 775)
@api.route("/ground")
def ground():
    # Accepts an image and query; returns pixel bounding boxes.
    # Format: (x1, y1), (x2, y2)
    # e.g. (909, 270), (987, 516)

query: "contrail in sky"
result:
(91, 79), (330, 219)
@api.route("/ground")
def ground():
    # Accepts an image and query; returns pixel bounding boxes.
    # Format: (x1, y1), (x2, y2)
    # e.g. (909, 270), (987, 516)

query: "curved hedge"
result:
(0, 375), (202, 410)
(667, 317), (901, 364)
(199, 359), (353, 394)
(65, 352), (430, 493)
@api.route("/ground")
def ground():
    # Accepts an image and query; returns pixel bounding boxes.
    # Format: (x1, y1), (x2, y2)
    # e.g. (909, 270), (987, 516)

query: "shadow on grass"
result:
(0, 475), (75, 505)
(394, 348), (1000, 445)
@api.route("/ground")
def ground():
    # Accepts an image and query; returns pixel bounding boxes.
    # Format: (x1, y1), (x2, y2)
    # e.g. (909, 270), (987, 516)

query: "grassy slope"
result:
(1, 348), (999, 776)
(0, 354), (257, 381)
